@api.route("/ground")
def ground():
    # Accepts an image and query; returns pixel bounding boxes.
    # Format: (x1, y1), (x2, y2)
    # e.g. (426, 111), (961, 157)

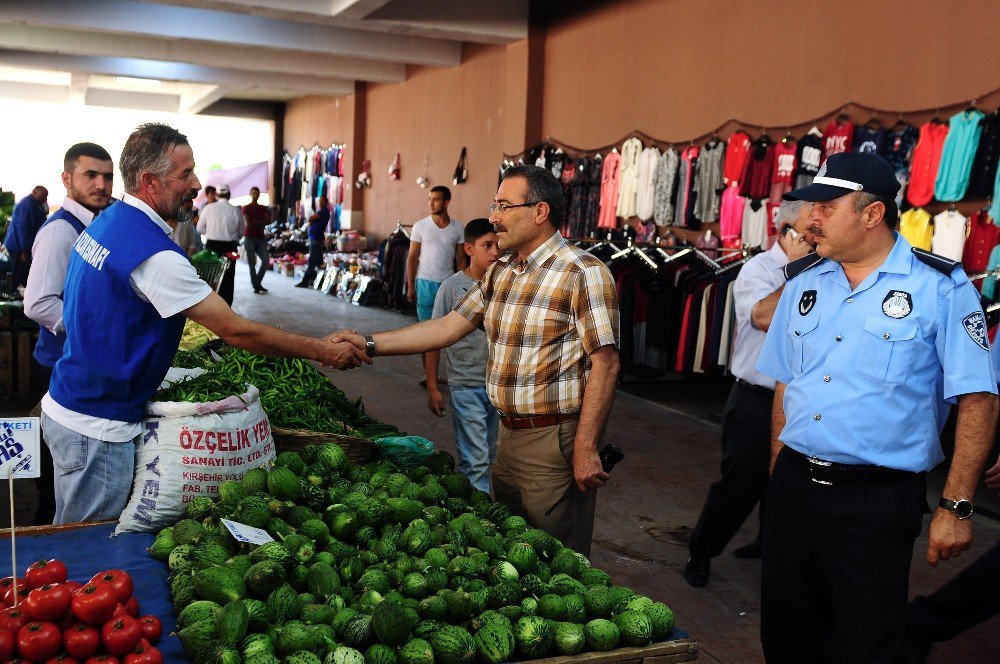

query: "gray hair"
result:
(500, 164), (566, 229)
(855, 191), (899, 229)
(119, 123), (189, 194)
(774, 199), (809, 231)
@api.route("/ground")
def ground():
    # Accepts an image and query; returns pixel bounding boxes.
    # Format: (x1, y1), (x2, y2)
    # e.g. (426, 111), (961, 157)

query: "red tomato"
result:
(136, 617), (160, 646)
(100, 617), (141, 656)
(62, 582), (83, 595)
(0, 626), (14, 659)
(45, 657), (82, 664)
(63, 623), (101, 659)
(23, 585), (72, 622)
(0, 607), (30, 633)
(0, 578), (25, 607)
(24, 561), (68, 590)
(87, 572), (132, 605)
(16, 621), (62, 661)
(70, 584), (118, 626)
(123, 639), (162, 664)
(84, 656), (121, 664)
(121, 598), (139, 620)
(3, 583), (32, 608)
(111, 604), (127, 620)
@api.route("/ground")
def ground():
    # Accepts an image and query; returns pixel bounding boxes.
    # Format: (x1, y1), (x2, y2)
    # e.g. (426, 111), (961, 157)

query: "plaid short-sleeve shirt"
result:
(454, 232), (620, 416)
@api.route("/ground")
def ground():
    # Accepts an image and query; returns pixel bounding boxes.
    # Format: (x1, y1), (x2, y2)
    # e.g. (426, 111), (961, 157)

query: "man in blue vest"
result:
(5, 185), (48, 287)
(41, 123), (370, 524)
(24, 142), (114, 525)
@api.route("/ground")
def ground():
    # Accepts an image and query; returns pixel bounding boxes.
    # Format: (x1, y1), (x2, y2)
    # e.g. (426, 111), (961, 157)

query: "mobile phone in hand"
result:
(599, 444), (624, 473)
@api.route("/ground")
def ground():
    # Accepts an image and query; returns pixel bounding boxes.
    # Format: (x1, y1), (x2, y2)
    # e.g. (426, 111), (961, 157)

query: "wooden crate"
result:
(535, 639), (698, 663)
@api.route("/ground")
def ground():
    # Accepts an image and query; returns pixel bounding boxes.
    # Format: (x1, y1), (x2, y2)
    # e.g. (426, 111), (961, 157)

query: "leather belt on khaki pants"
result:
(498, 411), (578, 430)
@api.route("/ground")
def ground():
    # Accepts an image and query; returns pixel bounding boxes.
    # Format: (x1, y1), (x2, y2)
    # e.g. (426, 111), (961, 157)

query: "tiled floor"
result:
(3, 264), (997, 663)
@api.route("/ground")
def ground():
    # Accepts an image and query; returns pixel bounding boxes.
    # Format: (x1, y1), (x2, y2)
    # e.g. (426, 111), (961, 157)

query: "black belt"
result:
(735, 378), (774, 396)
(783, 447), (922, 486)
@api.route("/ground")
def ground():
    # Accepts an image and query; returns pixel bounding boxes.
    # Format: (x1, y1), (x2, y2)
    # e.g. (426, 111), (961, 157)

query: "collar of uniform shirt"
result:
(59, 196), (96, 226)
(502, 231), (565, 273)
(119, 193), (173, 236)
(816, 231), (912, 278)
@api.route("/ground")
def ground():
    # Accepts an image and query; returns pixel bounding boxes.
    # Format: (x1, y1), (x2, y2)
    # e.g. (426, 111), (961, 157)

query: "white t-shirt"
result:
(411, 216), (465, 283)
(42, 194), (213, 442)
(931, 210), (968, 262)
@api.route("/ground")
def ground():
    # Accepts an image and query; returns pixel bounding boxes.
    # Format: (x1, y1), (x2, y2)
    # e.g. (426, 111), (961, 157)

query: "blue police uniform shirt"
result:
(32, 209), (86, 368)
(756, 233), (997, 472)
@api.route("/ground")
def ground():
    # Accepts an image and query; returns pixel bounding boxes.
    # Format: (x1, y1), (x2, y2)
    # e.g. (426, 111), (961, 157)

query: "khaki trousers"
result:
(490, 419), (596, 557)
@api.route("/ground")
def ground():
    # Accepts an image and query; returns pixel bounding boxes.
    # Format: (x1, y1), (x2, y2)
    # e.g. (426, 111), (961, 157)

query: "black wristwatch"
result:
(939, 497), (975, 520)
(364, 334), (377, 358)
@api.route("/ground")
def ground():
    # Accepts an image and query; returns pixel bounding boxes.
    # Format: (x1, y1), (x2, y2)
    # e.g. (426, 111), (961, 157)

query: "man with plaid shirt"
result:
(334, 165), (620, 555)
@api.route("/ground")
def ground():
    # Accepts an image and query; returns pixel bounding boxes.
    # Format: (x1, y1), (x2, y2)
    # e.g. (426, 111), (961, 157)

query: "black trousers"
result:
(205, 239), (238, 306)
(761, 448), (926, 664)
(299, 240), (325, 286)
(689, 381), (771, 558)
(906, 540), (1000, 643)
(29, 357), (55, 525)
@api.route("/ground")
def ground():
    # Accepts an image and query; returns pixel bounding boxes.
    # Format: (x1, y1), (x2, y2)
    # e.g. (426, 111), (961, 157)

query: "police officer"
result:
(755, 152), (998, 663)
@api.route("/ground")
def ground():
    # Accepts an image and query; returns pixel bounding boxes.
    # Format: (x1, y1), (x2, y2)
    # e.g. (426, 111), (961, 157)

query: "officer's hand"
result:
(407, 289), (417, 305)
(574, 448), (608, 493)
(427, 389), (445, 417)
(319, 339), (371, 370)
(926, 509), (973, 566)
(984, 454), (1000, 496)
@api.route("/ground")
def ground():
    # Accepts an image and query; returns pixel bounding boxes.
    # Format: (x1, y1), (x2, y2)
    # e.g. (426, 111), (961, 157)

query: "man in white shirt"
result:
(41, 123), (369, 524)
(197, 183), (244, 305)
(407, 186), (466, 385)
(684, 200), (816, 587)
(24, 142), (114, 526)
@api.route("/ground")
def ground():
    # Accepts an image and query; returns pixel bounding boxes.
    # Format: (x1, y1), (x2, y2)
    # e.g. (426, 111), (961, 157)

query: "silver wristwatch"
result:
(364, 334), (377, 358)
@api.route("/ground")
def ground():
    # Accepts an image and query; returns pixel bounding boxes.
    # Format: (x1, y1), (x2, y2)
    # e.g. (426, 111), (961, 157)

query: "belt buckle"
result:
(806, 456), (834, 486)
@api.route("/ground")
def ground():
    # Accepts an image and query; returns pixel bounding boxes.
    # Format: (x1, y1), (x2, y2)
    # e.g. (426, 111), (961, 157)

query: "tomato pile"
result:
(0, 560), (163, 663)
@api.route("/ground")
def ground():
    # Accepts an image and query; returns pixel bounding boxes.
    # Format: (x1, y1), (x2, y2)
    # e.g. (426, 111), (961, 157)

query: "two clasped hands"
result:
(317, 329), (371, 370)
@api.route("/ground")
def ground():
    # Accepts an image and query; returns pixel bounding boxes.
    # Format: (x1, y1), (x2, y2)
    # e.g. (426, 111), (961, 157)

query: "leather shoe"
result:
(732, 542), (762, 559)
(294, 281), (310, 288)
(683, 556), (710, 587)
(258, 286), (268, 293)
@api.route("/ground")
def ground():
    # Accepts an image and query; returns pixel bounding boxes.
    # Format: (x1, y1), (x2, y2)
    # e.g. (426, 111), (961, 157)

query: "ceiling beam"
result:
(181, 84), (229, 114)
(0, 24), (405, 83)
(0, 0), (460, 66)
(68, 73), (89, 106)
(0, 49), (355, 96)
(133, 0), (528, 44)
(85, 87), (181, 113)
(0, 80), (69, 105)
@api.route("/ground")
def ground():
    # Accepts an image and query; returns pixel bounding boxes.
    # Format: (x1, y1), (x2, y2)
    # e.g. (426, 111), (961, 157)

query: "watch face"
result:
(955, 500), (974, 519)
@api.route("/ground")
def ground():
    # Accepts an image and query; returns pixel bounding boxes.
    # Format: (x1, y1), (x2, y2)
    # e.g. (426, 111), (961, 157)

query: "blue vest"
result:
(49, 202), (187, 423)
(33, 210), (87, 367)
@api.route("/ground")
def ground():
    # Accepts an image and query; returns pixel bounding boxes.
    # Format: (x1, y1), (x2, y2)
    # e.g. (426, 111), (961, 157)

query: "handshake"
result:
(318, 329), (369, 370)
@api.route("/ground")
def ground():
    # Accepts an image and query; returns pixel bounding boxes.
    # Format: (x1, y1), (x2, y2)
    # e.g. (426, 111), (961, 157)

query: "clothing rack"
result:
(390, 222), (412, 238)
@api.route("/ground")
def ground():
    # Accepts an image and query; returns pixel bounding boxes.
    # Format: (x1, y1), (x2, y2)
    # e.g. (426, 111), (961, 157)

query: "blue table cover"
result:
(0, 523), (184, 662)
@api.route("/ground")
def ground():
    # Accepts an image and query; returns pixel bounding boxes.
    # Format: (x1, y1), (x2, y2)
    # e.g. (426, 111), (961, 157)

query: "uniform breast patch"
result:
(882, 291), (912, 319)
(963, 312), (989, 351)
(798, 290), (817, 316)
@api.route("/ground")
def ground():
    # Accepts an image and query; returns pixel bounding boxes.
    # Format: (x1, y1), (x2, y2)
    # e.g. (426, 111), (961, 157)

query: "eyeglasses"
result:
(489, 201), (540, 214)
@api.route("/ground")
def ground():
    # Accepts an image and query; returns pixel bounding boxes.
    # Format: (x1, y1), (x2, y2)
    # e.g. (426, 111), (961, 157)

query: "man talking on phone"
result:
(685, 200), (816, 587)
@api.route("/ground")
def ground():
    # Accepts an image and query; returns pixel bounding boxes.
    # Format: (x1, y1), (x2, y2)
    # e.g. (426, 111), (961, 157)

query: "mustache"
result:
(808, 224), (824, 237)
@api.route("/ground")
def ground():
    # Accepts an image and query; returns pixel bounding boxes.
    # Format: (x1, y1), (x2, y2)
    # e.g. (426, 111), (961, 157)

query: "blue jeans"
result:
(41, 413), (137, 525)
(244, 237), (269, 290)
(449, 386), (499, 492)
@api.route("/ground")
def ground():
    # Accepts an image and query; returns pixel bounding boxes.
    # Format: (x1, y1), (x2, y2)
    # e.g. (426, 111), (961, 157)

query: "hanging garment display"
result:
(794, 130), (824, 189)
(598, 151), (623, 229)
(853, 123), (886, 154)
(723, 130), (751, 185)
(770, 138), (797, 203)
(653, 148), (680, 227)
(635, 146), (660, 221)
(968, 110), (1000, 199)
(935, 108), (986, 201)
(719, 184), (746, 246)
(616, 137), (644, 219)
(931, 208), (968, 261)
(388, 153), (401, 180)
(673, 145), (700, 228)
(693, 138), (725, 223)
(884, 123), (919, 205)
(962, 210), (1000, 273)
(739, 135), (775, 200)
(822, 117), (855, 159)
(898, 207), (933, 251)
(906, 121), (950, 207)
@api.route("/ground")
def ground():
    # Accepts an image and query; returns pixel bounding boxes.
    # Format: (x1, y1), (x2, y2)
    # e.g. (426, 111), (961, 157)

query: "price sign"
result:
(0, 418), (40, 479)
(221, 518), (274, 545)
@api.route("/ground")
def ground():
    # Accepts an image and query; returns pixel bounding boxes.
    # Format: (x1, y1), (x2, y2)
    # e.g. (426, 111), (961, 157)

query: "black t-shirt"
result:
(853, 125), (886, 154)
(968, 111), (1000, 199)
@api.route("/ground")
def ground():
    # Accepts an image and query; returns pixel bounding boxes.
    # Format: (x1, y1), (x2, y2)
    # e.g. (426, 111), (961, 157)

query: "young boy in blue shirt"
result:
(425, 218), (501, 491)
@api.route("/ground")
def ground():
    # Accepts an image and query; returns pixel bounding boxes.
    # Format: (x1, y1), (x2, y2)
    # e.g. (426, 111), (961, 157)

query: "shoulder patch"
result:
(912, 248), (960, 276)
(783, 253), (825, 281)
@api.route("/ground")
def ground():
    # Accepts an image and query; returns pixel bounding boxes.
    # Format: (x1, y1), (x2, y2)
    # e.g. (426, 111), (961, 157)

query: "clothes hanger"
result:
(965, 99), (979, 114)
(865, 112), (882, 130)
(781, 128), (795, 144)
(890, 113), (907, 130)
(807, 125), (824, 138)
(931, 109), (943, 125)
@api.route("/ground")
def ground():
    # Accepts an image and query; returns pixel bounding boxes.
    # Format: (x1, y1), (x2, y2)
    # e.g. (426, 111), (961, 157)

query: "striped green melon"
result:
(429, 626), (476, 664)
(473, 624), (515, 664)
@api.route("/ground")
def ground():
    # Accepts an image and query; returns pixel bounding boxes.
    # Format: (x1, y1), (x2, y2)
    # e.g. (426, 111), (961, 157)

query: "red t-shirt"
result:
(822, 120), (854, 160)
(242, 203), (270, 240)
(724, 131), (751, 184)
(771, 141), (798, 186)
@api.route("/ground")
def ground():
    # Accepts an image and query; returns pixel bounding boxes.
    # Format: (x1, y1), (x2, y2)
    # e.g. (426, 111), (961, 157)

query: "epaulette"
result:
(912, 248), (960, 275)
(783, 253), (825, 280)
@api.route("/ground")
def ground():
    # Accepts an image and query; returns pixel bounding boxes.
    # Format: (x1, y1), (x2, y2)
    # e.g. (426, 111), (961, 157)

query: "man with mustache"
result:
(334, 165), (619, 555)
(24, 143), (113, 525)
(41, 123), (370, 524)
(755, 152), (998, 662)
